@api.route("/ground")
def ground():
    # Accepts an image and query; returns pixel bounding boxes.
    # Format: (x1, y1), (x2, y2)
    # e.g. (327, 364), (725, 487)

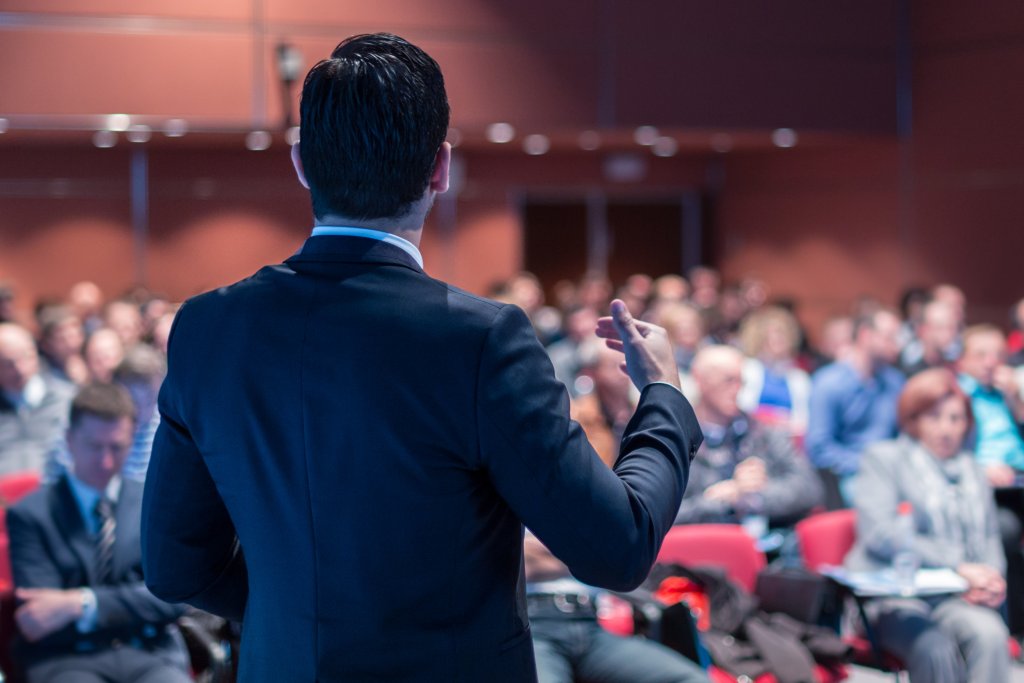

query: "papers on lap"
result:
(820, 566), (969, 597)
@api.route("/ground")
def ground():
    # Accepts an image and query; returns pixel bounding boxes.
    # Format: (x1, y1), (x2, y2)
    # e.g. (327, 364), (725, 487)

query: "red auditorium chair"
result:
(0, 470), (42, 682)
(794, 509), (906, 676)
(655, 524), (847, 683)
(793, 509), (1024, 679)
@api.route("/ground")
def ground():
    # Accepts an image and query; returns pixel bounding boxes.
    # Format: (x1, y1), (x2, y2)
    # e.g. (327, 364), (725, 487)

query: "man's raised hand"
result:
(595, 299), (681, 392)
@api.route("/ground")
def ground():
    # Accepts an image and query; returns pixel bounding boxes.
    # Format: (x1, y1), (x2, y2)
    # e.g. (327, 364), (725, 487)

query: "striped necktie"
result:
(94, 497), (116, 584)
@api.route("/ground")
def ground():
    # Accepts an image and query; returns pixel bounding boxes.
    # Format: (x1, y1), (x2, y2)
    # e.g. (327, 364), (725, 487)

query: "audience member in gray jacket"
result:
(676, 345), (822, 526)
(845, 368), (1010, 683)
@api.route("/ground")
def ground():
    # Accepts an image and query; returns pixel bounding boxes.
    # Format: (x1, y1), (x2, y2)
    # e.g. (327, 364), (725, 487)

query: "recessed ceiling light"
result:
(126, 124), (151, 143)
(246, 130), (272, 151)
(285, 126), (300, 146)
(486, 122), (516, 144)
(106, 114), (131, 132)
(710, 134), (733, 153)
(523, 134), (550, 156)
(92, 130), (117, 148)
(771, 128), (798, 148)
(652, 136), (678, 157)
(163, 119), (189, 138)
(634, 125), (659, 146)
(578, 130), (601, 151)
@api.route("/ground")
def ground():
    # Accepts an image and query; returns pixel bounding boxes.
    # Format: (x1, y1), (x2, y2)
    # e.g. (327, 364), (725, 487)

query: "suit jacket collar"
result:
(51, 474), (96, 585)
(285, 235), (424, 274)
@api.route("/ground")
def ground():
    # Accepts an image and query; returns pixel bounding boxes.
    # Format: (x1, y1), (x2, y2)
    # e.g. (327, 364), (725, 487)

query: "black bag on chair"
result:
(755, 565), (843, 630)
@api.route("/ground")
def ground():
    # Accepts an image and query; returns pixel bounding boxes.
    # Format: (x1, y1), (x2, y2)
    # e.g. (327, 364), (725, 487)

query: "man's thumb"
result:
(610, 299), (638, 341)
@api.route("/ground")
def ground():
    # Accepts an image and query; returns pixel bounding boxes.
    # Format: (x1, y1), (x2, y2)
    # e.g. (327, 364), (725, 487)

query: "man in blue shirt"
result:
(958, 324), (1024, 484)
(805, 308), (905, 506)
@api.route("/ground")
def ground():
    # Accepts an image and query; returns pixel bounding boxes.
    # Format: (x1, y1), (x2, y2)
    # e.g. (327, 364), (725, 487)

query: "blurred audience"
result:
(0, 323), (74, 476)
(0, 282), (18, 325)
(103, 299), (145, 350)
(811, 315), (854, 371)
(675, 346), (821, 527)
(654, 302), (706, 401)
(805, 309), (904, 506)
(957, 325), (1024, 485)
(900, 300), (959, 377)
(1009, 297), (1024, 366)
(546, 306), (600, 396)
(845, 369), (1009, 683)
(35, 305), (88, 390)
(737, 306), (811, 435)
(83, 328), (125, 384)
(44, 345), (166, 485)
(0, 262), (1022, 680)
(560, 341), (634, 469)
(67, 281), (104, 335)
(6, 383), (189, 683)
(897, 286), (931, 349)
(524, 532), (708, 683)
(688, 266), (720, 310)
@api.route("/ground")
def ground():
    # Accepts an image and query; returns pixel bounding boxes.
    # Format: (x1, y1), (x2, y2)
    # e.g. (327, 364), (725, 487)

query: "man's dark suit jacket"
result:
(6, 475), (187, 672)
(141, 235), (702, 682)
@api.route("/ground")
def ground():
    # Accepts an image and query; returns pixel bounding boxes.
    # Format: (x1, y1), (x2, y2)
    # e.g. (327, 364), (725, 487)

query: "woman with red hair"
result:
(844, 368), (1010, 682)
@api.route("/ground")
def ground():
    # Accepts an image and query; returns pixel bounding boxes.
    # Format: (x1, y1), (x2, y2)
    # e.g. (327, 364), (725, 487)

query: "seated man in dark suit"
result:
(6, 383), (188, 683)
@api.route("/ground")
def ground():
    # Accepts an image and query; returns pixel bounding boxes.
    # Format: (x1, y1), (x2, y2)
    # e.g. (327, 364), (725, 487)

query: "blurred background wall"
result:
(0, 0), (1021, 336)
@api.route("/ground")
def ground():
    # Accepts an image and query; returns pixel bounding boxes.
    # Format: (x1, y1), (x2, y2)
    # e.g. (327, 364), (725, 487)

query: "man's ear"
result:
(429, 142), (452, 194)
(291, 143), (310, 190)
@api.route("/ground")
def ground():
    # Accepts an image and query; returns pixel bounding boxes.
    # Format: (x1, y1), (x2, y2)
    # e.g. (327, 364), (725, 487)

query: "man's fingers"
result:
(595, 318), (621, 340)
(604, 339), (624, 352)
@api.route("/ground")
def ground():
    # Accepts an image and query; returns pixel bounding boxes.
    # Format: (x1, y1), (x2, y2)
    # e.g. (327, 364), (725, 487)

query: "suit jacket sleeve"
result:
(141, 306), (248, 622)
(477, 305), (701, 591)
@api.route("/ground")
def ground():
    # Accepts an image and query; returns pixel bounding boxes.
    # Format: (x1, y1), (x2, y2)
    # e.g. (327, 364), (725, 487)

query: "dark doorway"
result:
(522, 195), (697, 299)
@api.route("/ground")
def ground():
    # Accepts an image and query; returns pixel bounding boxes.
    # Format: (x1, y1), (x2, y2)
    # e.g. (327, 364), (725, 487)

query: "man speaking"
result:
(141, 33), (701, 682)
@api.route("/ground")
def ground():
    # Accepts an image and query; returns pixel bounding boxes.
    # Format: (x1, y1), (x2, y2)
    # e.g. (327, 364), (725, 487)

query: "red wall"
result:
(713, 0), (1024, 334)
(1, 1), (1021, 340)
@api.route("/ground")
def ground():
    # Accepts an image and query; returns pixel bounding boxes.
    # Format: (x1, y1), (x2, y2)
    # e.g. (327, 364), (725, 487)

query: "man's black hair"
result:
(298, 33), (450, 221)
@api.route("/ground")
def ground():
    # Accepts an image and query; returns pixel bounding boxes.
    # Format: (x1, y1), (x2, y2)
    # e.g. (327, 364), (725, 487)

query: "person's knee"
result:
(964, 610), (1010, 652)
(904, 627), (962, 679)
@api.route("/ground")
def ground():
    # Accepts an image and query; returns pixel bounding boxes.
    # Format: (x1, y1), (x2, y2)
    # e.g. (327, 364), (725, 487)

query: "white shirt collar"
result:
(311, 226), (423, 269)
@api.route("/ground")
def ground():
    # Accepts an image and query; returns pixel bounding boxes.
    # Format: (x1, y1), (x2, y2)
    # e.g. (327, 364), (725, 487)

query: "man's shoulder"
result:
(179, 266), (289, 310)
(436, 280), (506, 318)
(878, 365), (906, 387)
(811, 362), (856, 392)
(860, 438), (907, 466)
(6, 482), (58, 527)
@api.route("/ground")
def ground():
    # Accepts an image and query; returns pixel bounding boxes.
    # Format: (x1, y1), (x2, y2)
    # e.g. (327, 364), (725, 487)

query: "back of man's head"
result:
(299, 33), (450, 221)
(113, 344), (166, 387)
